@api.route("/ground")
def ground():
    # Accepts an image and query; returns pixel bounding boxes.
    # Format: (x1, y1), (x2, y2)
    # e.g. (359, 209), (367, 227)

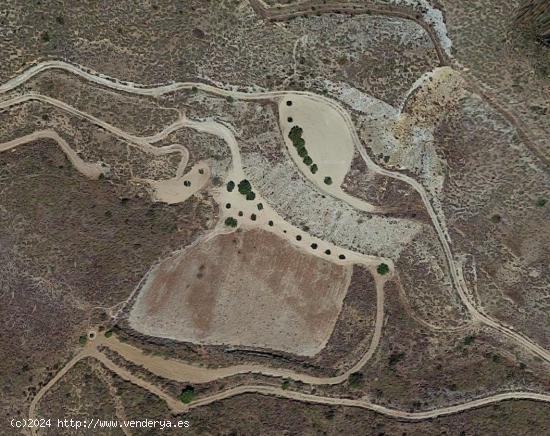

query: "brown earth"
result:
(342, 149), (431, 223)
(129, 228), (353, 356)
(110, 265), (376, 380)
(0, 141), (216, 428)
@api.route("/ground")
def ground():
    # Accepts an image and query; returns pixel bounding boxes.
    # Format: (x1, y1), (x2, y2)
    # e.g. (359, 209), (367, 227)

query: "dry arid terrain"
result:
(0, 1), (549, 435)
(129, 228), (352, 356)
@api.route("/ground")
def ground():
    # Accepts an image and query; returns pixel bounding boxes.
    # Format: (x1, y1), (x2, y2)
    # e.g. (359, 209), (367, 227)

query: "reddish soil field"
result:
(129, 228), (352, 356)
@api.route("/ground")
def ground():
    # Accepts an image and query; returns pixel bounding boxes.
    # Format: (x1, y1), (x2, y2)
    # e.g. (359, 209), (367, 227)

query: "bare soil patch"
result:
(129, 228), (352, 356)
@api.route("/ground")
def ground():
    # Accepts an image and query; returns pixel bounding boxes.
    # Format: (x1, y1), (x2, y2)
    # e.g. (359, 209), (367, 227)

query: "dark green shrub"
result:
(294, 137), (305, 148)
(288, 126), (303, 142)
(310, 164), (318, 174)
(323, 176), (332, 185)
(297, 147), (308, 158)
(238, 179), (252, 195)
(224, 217), (238, 227)
(246, 191), (256, 201)
(179, 385), (195, 404)
(348, 372), (364, 388)
(464, 335), (475, 345)
(377, 263), (390, 275)
(227, 180), (235, 192)
(389, 351), (405, 367)
(303, 155), (313, 165)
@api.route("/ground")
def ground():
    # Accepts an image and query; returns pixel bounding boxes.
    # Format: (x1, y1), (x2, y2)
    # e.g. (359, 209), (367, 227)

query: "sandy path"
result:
(0, 129), (105, 179)
(179, 384), (550, 420)
(249, 0), (549, 168)
(30, 346), (550, 426)
(0, 93), (189, 172)
(0, 87), (394, 272)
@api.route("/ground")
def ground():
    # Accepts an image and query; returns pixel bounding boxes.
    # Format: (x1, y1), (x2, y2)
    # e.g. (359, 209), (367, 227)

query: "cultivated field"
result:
(129, 228), (353, 356)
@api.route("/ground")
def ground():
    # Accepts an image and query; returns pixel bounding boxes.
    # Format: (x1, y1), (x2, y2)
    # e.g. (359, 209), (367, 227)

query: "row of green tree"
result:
(289, 126), (334, 185)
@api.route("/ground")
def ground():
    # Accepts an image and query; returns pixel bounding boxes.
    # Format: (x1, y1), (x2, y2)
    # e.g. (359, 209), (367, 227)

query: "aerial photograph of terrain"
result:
(0, 0), (549, 435)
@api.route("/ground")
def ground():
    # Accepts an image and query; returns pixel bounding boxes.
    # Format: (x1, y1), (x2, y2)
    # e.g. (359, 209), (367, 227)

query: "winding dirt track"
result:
(249, 0), (549, 168)
(29, 346), (550, 425)
(250, 0), (451, 65)
(2, 60), (549, 424)
(0, 129), (104, 179)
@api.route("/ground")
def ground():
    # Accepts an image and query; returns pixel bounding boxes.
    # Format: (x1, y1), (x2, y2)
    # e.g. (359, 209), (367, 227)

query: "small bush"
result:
(212, 176), (222, 187)
(323, 176), (332, 185)
(257, 203), (264, 210)
(297, 147), (308, 158)
(288, 126), (303, 142)
(377, 263), (390, 275)
(246, 191), (256, 201)
(179, 385), (195, 404)
(227, 180), (235, 192)
(224, 217), (238, 227)
(348, 372), (364, 388)
(294, 137), (305, 148)
(303, 155), (313, 166)
(464, 335), (475, 345)
(281, 380), (290, 390)
(389, 351), (405, 367)
(78, 335), (87, 346)
(310, 164), (318, 174)
(238, 179), (252, 195)
(104, 330), (113, 338)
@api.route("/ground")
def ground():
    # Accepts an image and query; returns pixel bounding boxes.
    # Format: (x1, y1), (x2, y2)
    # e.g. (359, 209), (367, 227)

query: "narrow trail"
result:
(30, 343), (550, 427)
(178, 385), (550, 420)
(1, 60), (549, 421)
(0, 129), (105, 179)
(249, 0), (451, 66)
(250, 0), (549, 167)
